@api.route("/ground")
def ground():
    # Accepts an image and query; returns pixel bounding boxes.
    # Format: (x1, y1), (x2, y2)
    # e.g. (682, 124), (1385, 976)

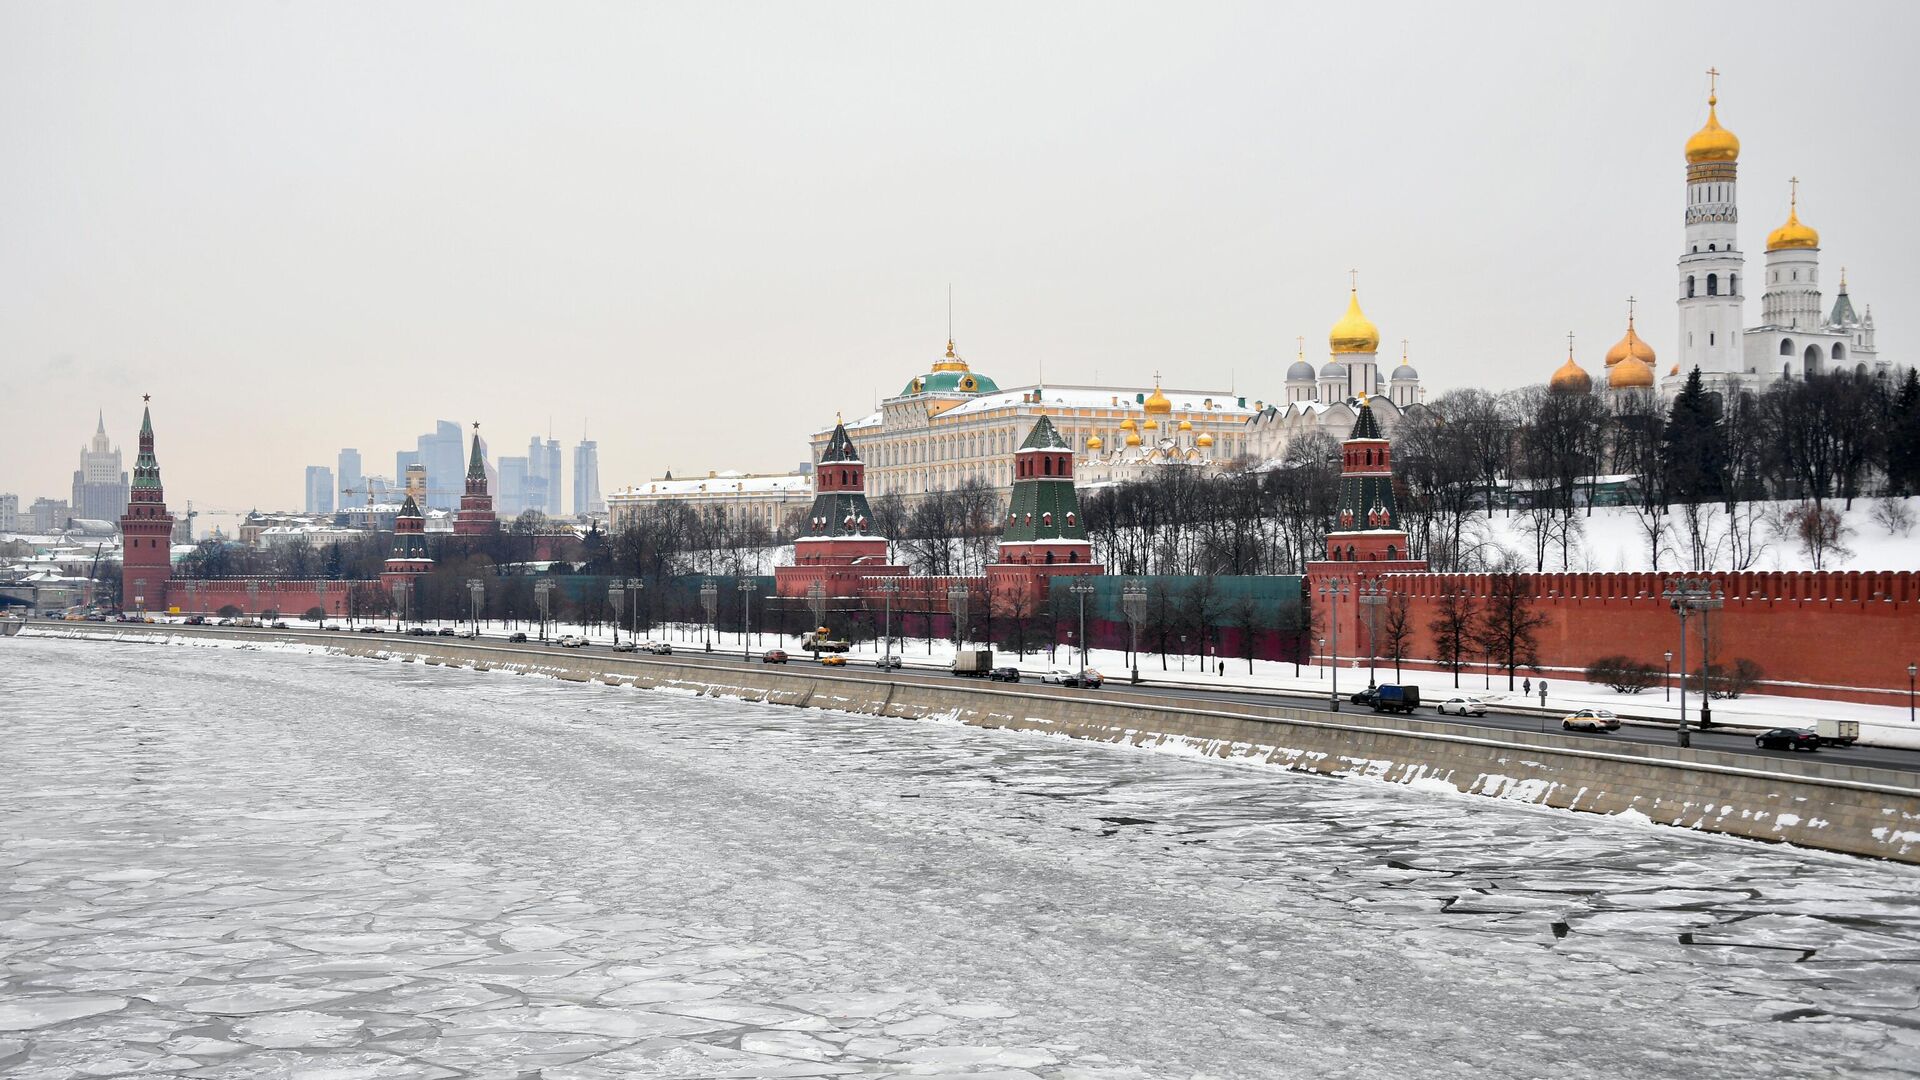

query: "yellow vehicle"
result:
(819, 654), (848, 666)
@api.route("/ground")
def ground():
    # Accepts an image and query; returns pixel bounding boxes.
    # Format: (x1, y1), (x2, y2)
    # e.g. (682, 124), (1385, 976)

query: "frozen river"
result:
(3, 636), (1918, 1079)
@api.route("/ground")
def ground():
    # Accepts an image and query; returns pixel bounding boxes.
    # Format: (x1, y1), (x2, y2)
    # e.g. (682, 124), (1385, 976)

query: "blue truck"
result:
(1369, 684), (1421, 714)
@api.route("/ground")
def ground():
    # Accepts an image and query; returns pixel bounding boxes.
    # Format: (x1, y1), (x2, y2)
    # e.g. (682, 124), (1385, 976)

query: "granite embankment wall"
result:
(34, 625), (1920, 864)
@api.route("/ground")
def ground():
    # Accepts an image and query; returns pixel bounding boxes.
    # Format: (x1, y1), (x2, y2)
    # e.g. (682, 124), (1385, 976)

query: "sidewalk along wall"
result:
(1380, 571), (1920, 706)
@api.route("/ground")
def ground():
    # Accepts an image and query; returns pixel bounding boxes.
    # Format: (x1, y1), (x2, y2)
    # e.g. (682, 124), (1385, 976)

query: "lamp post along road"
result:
(877, 579), (899, 666)
(1663, 578), (1724, 747)
(1121, 580), (1146, 685)
(1909, 662), (1917, 723)
(466, 578), (484, 634)
(534, 579), (553, 642)
(1356, 579), (1387, 688)
(608, 583), (624, 645)
(1070, 578), (1097, 673)
(1318, 578), (1349, 712)
(1664, 649), (1673, 702)
(737, 578), (757, 661)
(948, 583), (969, 651)
(700, 581), (719, 653)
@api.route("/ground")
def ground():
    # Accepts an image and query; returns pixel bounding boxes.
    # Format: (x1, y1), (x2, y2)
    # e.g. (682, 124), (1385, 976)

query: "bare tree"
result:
(1472, 573), (1547, 690)
(1380, 592), (1414, 680)
(1427, 583), (1478, 688)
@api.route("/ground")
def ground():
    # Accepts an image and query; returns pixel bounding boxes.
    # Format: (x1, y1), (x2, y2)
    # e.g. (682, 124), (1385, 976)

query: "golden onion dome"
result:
(1086, 434), (1103, 451)
(1329, 289), (1380, 355)
(1119, 417), (1137, 431)
(1143, 417), (1159, 431)
(1196, 431), (1215, 448)
(1124, 429), (1142, 447)
(1550, 349), (1593, 394)
(1177, 418), (1192, 431)
(1609, 355), (1655, 390)
(1685, 94), (1739, 164)
(1142, 382), (1172, 414)
(930, 338), (970, 373)
(1604, 316), (1656, 368)
(1670, 363), (1680, 377)
(1766, 191), (1819, 251)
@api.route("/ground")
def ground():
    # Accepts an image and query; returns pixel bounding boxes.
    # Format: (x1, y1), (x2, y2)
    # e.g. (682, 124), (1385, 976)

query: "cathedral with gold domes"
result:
(1550, 75), (1894, 400)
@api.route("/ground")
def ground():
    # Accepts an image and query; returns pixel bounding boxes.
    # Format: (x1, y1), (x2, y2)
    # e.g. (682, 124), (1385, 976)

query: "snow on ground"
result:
(4, 636), (1918, 1078)
(1479, 495), (1920, 574)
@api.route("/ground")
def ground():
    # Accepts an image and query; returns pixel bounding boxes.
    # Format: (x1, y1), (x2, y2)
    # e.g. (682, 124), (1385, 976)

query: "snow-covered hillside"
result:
(1476, 495), (1918, 574)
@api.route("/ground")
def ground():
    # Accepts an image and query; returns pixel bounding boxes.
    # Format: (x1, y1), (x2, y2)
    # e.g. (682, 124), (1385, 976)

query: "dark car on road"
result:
(407, 627), (431, 636)
(508, 632), (528, 643)
(990, 666), (1021, 682)
(1755, 728), (1821, 752)
(358, 626), (383, 633)
(763, 649), (789, 664)
(437, 627), (456, 637)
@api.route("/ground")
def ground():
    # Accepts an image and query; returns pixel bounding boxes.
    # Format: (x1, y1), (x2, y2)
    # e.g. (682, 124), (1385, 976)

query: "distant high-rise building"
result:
(498, 456), (529, 518)
(71, 411), (129, 523)
(0, 493), (18, 532)
(529, 436), (563, 516)
(304, 466), (335, 515)
(337, 449), (363, 502)
(29, 498), (70, 533)
(416, 421), (464, 509)
(395, 450), (421, 494)
(404, 463), (429, 508)
(573, 439), (602, 517)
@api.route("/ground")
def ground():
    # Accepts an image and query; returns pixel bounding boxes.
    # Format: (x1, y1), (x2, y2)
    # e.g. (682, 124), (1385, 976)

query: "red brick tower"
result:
(986, 415), (1102, 602)
(453, 423), (499, 537)
(119, 396), (175, 613)
(1306, 397), (1428, 660)
(382, 493), (435, 587)
(777, 416), (905, 597)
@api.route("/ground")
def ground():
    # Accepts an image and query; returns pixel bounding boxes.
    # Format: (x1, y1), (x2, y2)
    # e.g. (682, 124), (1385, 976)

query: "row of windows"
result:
(1686, 273), (1738, 298)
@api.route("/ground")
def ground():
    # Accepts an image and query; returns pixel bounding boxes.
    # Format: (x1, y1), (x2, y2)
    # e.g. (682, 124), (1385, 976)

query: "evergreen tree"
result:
(1889, 369), (1920, 496)
(1660, 368), (1726, 504)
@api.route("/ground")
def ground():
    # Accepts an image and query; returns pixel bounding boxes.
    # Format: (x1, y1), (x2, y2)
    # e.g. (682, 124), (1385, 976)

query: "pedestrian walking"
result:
(1523, 677), (1532, 697)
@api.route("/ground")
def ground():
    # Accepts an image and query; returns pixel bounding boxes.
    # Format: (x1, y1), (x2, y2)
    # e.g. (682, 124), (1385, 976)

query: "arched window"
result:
(1708, 243), (1716, 251)
(1387, 544), (1398, 561)
(1779, 338), (1794, 356)
(1782, 362), (1793, 380)
(1687, 276), (1696, 298)
(1833, 342), (1846, 361)
(1707, 273), (1718, 296)
(1729, 273), (1737, 295)
(1804, 343), (1824, 377)
(1042, 457), (1053, 476)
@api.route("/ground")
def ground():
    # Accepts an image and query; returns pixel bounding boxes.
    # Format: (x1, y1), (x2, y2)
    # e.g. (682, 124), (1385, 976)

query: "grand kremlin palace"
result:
(806, 291), (1428, 501)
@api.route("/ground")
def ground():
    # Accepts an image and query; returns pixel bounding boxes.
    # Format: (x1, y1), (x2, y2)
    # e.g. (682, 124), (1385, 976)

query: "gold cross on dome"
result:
(1706, 67), (1720, 97)
(1296, 335), (1305, 358)
(1566, 330), (1576, 356)
(1348, 268), (1358, 291)
(1627, 295), (1636, 320)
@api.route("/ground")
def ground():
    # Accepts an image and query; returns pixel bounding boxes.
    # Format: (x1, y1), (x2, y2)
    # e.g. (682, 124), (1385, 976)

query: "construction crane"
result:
(339, 485), (464, 505)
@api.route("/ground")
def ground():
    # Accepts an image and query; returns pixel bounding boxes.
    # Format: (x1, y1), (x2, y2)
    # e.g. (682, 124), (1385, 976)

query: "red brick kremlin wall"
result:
(1368, 570), (1920, 707)
(164, 579), (377, 619)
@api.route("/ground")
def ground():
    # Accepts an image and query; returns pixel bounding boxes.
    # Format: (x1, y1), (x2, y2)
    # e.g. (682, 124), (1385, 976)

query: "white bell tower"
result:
(1672, 70), (1746, 393)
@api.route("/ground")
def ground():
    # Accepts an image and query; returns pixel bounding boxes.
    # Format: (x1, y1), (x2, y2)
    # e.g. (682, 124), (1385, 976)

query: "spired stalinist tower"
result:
(1671, 72), (1746, 396)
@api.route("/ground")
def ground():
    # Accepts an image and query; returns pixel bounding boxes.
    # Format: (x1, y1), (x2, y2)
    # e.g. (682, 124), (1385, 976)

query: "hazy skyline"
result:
(4, 2), (1916, 517)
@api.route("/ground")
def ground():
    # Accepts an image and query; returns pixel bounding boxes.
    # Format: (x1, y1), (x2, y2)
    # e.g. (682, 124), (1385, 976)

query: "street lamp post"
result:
(1663, 577), (1725, 747)
(1121, 580), (1146, 685)
(627, 579), (642, 644)
(737, 578), (757, 661)
(1318, 578), (1350, 712)
(608, 582), (625, 646)
(534, 579), (553, 642)
(1069, 578), (1097, 674)
(877, 579), (899, 667)
(1909, 661), (1917, 723)
(1664, 649), (1673, 702)
(466, 578), (484, 634)
(948, 582), (969, 651)
(1356, 579), (1387, 688)
(700, 580), (719, 653)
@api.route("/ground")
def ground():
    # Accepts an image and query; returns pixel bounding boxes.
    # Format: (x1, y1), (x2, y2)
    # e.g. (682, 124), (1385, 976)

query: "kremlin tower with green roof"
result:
(986, 414), (1101, 601)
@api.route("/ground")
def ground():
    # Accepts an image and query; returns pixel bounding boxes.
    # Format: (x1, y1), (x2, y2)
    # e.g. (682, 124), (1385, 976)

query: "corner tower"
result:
(1673, 71), (1745, 391)
(119, 396), (175, 613)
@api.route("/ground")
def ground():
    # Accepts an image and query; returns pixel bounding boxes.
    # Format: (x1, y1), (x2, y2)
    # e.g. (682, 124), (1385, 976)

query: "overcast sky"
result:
(3, 1), (1915, 519)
